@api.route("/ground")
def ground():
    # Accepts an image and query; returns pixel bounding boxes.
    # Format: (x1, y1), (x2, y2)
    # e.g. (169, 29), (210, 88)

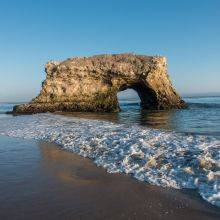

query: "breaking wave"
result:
(0, 103), (14, 114)
(0, 113), (219, 207)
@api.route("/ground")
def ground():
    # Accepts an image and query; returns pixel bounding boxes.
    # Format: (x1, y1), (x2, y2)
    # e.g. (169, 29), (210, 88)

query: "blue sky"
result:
(0, 0), (219, 102)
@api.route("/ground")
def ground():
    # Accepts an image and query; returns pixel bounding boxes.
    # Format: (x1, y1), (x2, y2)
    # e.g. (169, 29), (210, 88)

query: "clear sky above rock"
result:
(0, 0), (219, 102)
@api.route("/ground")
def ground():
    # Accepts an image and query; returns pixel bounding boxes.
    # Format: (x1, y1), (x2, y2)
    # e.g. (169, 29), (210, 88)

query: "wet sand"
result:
(0, 136), (220, 220)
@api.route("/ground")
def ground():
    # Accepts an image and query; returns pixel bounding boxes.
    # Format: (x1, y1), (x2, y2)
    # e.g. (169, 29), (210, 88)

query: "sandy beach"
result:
(0, 135), (219, 220)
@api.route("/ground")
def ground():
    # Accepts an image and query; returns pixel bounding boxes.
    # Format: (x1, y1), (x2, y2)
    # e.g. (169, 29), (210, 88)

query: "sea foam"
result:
(0, 113), (219, 206)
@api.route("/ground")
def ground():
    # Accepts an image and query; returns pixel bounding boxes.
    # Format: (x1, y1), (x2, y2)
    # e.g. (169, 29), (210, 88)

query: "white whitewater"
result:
(0, 113), (219, 207)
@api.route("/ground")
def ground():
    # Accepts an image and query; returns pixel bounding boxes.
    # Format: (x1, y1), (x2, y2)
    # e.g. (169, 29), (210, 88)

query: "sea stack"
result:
(12, 53), (186, 114)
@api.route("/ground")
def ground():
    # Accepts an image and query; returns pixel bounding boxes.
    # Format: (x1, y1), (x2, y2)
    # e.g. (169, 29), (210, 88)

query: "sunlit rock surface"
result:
(13, 54), (186, 113)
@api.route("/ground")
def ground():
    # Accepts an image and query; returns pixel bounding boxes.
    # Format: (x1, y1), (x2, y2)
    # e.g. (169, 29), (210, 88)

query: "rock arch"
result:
(12, 54), (186, 114)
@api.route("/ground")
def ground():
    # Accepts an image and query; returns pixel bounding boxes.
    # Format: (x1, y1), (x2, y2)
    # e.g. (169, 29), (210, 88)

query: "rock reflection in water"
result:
(57, 108), (175, 130)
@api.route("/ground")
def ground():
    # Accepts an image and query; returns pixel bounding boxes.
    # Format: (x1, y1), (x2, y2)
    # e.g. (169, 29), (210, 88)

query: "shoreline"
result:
(0, 135), (219, 219)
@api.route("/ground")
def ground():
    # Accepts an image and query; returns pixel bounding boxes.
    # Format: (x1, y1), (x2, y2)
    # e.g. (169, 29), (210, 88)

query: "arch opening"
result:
(117, 82), (158, 111)
(117, 88), (141, 111)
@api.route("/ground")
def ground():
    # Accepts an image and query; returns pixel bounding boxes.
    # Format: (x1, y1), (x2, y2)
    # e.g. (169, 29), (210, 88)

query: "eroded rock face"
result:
(13, 54), (186, 114)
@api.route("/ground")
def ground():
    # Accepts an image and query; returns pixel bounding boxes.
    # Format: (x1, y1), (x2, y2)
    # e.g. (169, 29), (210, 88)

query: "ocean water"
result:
(0, 97), (219, 207)
(0, 103), (15, 116)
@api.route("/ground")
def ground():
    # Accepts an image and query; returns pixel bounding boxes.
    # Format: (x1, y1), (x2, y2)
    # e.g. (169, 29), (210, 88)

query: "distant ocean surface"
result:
(0, 96), (220, 207)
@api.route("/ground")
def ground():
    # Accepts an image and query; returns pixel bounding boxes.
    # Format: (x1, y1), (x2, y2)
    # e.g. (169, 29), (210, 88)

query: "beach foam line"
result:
(0, 113), (219, 207)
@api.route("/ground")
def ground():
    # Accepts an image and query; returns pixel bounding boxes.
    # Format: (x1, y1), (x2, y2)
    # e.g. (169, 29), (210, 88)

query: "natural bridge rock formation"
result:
(13, 54), (186, 114)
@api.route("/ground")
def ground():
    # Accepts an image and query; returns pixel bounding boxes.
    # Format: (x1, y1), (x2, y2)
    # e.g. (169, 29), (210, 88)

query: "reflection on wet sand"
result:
(38, 142), (220, 220)
(0, 137), (220, 220)
(39, 142), (112, 185)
